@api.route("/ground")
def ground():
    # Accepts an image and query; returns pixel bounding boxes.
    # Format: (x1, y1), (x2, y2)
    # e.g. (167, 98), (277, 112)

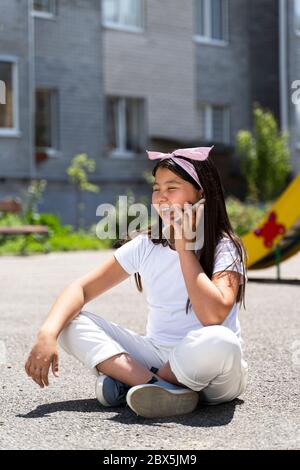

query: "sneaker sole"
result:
(126, 384), (199, 418)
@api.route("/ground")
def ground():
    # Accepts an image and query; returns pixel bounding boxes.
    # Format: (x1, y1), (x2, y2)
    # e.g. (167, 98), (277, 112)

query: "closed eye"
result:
(152, 187), (178, 191)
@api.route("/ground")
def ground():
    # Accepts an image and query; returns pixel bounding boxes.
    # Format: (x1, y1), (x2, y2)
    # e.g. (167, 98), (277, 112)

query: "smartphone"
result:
(162, 198), (206, 239)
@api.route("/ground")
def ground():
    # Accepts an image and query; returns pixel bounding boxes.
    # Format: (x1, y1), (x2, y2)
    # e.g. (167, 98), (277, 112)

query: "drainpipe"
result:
(279, 0), (289, 132)
(28, 0), (36, 178)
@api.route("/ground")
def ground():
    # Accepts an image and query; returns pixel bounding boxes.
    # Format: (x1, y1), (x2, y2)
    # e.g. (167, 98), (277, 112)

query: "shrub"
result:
(226, 196), (273, 237)
(236, 105), (291, 202)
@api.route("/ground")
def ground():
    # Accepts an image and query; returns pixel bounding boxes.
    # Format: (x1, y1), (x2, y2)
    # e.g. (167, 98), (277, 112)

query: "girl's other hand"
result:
(25, 333), (59, 388)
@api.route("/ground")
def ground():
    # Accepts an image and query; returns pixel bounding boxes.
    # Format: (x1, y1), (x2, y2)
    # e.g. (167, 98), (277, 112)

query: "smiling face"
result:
(152, 166), (204, 219)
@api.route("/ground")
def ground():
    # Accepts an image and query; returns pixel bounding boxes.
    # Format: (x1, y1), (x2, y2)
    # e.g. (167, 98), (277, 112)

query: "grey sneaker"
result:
(95, 375), (130, 407)
(126, 376), (199, 418)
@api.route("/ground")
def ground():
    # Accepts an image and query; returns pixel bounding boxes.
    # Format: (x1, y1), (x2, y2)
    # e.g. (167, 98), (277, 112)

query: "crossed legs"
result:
(96, 353), (183, 387)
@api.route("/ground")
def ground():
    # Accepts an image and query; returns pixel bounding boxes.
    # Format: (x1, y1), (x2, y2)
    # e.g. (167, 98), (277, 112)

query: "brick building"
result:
(0, 0), (299, 226)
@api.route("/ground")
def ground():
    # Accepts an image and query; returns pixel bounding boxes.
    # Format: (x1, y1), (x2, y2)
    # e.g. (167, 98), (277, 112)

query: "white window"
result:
(102, 0), (144, 32)
(32, 0), (56, 18)
(106, 96), (146, 156)
(295, 0), (300, 33)
(199, 104), (231, 144)
(0, 59), (19, 136)
(195, 0), (229, 44)
(0, 80), (5, 105)
(35, 89), (59, 154)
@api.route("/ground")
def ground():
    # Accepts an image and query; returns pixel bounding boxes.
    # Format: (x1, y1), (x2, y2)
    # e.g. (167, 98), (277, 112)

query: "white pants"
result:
(58, 310), (248, 404)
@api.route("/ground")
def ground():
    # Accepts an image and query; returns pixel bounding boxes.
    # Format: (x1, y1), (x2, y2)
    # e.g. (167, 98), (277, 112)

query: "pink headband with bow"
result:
(146, 146), (214, 189)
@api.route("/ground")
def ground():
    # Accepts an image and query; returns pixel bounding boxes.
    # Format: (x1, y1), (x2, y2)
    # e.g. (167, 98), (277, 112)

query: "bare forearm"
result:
(178, 251), (226, 325)
(38, 282), (85, 339)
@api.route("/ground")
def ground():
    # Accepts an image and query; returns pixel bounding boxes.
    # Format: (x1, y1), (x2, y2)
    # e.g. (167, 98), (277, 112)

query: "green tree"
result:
(236, 106), (291, 202)
(67, 153), (99, 229)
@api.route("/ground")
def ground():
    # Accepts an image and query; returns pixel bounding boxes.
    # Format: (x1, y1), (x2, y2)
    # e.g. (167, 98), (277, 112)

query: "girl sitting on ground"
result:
(25, 146), (248, 419)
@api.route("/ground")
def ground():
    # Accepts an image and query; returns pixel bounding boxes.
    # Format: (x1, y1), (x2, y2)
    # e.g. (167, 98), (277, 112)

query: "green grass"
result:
(0, 199), (274, 255)
(0, 212), (113, 255)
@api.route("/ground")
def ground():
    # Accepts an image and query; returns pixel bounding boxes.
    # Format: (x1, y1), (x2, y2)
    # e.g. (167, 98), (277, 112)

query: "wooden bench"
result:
(0, 225), (49, 235)
(0, 198), (49, 252)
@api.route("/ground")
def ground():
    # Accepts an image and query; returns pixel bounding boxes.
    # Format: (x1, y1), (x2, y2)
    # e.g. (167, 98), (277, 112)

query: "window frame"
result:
(102, 0), (145, 33)
(295, 0), (300, 35)
(194, 0), (229, 46)
(35, 87), (59, 157)
(32, 0), (56, 19)
(198, 104), (231, 145)
(0, 56), (20, 138)
(106, 96), (146, 158)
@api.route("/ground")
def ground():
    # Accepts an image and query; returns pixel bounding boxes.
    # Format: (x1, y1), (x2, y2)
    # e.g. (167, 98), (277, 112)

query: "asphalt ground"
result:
(0, 249), (299, 450)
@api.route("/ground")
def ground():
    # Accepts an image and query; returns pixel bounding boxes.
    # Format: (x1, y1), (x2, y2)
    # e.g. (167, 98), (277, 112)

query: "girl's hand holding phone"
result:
(164, 198), (205, 253)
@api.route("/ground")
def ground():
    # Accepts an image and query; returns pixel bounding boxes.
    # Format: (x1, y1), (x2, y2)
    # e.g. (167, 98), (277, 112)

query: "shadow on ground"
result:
(17, 397), (244, 427)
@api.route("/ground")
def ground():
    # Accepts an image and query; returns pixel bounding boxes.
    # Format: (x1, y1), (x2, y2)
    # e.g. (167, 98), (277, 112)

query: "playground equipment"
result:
(241, 174), (300, 281)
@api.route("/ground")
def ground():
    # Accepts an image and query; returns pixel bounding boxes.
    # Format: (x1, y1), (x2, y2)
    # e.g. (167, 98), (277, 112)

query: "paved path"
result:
(0, 250), (299, 449)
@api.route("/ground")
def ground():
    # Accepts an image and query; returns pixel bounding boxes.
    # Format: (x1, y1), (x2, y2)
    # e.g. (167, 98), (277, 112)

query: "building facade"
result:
(286, 0), (300, 174)
(0, 0), (299, 227)
(0, 0), (105, 225)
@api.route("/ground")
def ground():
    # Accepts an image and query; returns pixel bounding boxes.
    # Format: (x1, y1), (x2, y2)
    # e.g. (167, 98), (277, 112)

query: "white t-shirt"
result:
(114, 233), (247, 346)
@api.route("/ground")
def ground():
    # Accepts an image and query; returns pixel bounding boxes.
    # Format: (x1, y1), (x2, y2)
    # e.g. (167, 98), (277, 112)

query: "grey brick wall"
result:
(196, 0), (251, 143)
(0, 0), (32, 178)
(103, 0), (197, 144)
(248, 0), (280, 120)
(102, 0), (253, 197)
(32, 0), (152, 221)
(34, 0), (104, 180)
(0, 177), (152, 229)
(1, 0), (298, 228)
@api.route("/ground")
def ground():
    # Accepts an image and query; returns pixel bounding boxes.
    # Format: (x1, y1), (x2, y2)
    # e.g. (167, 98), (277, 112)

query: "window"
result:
(33, 0), (56, 17)
(295, 0), (300, 33)
(103, 0), (144, 31)
(0, 59), (19, 135)
(198, 104), (230, 144)
(195, 0), (229, 43)
(106, 96), (145, 156)
(35, 89), (59, 152)
(0, 80), (5, 105)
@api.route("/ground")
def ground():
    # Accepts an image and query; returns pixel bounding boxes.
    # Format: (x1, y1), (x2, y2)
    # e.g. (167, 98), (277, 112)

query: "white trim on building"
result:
(102, 0), (145, 33)
(31, 0), (56, 19)
(0, 56), (20, 137)
(198, 104), (231, 144)
(194, 0), (229, 46)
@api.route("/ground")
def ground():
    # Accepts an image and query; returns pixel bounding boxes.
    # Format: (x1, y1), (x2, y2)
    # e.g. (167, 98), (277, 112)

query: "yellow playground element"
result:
(241, 173), (300, 275)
